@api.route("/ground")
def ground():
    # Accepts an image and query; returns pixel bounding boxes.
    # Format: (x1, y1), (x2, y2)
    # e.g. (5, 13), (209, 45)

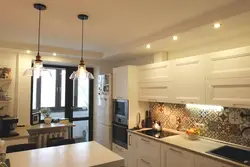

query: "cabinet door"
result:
(113, 66), (128, 99)
(136, 156), (160, 167)
(138, 61), (172, 83)
(128, 133), (137, 167)
(206, 78), (250, 108)
(206, 46), (250, 79)
(195, 155), (233, 167)
(161, 145), (195, 167)
(112, 143), (128, 167)
(173, 56), (205, 104)
(139, 82), (173, 103)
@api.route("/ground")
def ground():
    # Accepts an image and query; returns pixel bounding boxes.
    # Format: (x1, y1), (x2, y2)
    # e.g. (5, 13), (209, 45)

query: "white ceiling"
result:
(1, 0), (250, 60)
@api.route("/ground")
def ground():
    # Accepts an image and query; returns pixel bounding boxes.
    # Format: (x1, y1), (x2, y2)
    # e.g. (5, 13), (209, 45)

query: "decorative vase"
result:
(44, 116), (52, 124)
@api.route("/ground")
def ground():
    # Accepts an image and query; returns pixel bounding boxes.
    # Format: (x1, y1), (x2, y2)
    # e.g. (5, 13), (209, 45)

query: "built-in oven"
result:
(113, 99), (128, 123)
(112, 121), (128, 149)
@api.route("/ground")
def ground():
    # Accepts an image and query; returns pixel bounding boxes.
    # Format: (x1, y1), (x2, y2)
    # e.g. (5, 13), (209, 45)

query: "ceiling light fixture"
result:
(173, 35), (178, 41)
(26, 50), (31, 54)
(146, 44), (151, 49)
(23, 3), (51, 79)
(213, 23), (221, 29)
(69, 14), (94, 80)
(53, 52), (57, 56)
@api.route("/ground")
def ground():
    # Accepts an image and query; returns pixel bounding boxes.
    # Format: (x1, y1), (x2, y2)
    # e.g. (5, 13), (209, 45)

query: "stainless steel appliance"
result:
(112, 121), (128, 149)
(112, 99), (129, 149)
(138, 129), (177, 138)
(0, 116), (19, 138)
(113, 99), (128, 123)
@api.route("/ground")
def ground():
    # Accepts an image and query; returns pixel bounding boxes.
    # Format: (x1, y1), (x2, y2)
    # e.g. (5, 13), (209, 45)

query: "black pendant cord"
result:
(37, 9), (41, 55)
(81, 20), (84, 62)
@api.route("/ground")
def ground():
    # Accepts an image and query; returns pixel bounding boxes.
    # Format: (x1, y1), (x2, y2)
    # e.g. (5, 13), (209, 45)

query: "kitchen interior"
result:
(0, 0), (250, 167)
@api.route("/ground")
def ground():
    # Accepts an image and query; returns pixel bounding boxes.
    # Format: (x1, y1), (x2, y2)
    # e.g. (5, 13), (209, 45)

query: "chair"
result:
(6, 143), (37, 153)
(47, 137), (75, 147)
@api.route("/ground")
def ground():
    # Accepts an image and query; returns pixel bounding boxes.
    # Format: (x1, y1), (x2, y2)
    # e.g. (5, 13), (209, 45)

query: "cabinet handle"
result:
(141, 138), (150, 143)
(141, 158), (151, 165)
(129, 135), (132, 146)
(233, 104), (250, 107)
(169, 148), (182, 154)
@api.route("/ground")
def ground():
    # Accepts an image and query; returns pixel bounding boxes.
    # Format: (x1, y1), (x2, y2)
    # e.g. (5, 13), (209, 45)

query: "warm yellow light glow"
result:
(186, 104), (223, 112)
(53, 52), (57, 56)
(26, 50), (31, 54)
(172, 35), (178, 41)
(213, 23), (221, 29)
(146, 44), (151, 49)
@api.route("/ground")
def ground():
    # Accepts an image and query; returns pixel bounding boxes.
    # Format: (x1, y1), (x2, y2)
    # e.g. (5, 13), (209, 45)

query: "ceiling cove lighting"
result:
(146, 44), (151, 49)
(213, 23), (221, 29)
(172, 35), (178, 41)
(69, 14), (94, 80)
(23, 3), (51, 79)
(186, 104), (224, 112)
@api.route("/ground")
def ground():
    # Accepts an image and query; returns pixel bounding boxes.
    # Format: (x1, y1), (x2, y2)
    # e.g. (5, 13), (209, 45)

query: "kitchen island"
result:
(6, 141), (124, 167)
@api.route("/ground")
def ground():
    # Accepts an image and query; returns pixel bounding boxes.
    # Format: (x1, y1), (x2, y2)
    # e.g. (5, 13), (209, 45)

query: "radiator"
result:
(36, 130), (69, 148)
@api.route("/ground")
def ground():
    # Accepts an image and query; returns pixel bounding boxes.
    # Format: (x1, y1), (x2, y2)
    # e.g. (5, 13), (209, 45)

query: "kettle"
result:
(152, 121), (162, 132)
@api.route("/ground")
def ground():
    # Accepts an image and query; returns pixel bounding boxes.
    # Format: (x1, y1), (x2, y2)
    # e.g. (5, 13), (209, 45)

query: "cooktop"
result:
(138, 129), (177, 138)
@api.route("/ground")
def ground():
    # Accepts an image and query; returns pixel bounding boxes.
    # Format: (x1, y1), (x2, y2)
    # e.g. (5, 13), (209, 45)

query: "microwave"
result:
(113, 99), (128, 123)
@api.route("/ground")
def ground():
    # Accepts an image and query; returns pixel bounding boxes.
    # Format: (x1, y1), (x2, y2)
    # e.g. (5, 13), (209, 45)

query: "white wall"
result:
(0, 48), (115, 125)
(0, 50), (18, 116)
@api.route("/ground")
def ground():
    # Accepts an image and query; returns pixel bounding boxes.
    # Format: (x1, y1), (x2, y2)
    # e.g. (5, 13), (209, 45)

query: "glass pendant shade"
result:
(69, 14), (94, 81)
(23, 3), (49, 79)
(23, 60), (52, 79)
(69, 64), (94, 80)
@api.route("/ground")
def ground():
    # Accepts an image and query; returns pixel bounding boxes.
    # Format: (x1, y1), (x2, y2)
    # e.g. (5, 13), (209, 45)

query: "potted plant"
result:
(39, 108), (52, 124)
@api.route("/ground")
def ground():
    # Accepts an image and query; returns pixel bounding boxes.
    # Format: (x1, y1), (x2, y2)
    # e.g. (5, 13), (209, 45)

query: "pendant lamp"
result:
(69, 14), (94, 80)
(23, 3), (51, 79)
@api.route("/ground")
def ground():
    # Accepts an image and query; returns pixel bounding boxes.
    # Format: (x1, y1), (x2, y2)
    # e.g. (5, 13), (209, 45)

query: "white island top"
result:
(6, 141), (124, 167)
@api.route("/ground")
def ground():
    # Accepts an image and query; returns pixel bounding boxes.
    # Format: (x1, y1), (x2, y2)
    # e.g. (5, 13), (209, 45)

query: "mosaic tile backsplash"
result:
(149, 103), (250, 147)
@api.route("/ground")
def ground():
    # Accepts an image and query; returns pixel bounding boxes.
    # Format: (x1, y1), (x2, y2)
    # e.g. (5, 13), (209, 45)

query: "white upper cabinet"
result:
(138, 61), (172, 83)
(206, 78), (250, 108)
(206, 46), (250, 79)
(138, 61), (173, 103)
(139, 82), (173, 103)
(161, 144), (195, 167)
(172, 56), (205, 104)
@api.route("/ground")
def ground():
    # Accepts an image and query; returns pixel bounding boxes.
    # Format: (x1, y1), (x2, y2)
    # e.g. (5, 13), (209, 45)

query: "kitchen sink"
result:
(207, 145), (250, 166)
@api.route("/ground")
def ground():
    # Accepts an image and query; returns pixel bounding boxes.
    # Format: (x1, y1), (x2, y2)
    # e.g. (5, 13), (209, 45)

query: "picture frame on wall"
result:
(31, 112), (40, 125)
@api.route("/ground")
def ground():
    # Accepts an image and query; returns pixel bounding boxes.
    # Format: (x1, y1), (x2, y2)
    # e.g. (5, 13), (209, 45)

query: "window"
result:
(32, 68), (66, 120)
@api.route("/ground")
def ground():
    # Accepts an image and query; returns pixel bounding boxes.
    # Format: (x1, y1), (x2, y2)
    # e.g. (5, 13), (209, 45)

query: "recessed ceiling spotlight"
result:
(146, 44), (151, 49)
(53, 52), (57, 56)
(26, 50), (31, 54)
(173, 35), (178, 41)
(213, 23), (221, 29)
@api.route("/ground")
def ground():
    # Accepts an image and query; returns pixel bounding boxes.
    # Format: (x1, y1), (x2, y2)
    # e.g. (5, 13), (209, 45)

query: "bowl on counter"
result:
(186, 128), (200, 140)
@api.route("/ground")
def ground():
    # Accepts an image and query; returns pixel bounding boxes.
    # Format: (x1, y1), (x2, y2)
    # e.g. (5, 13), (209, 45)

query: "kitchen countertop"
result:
(6, 141), (124, 167)
(2, 127), (29, 140)
(128, 128), (250, 167)
(27, 123), (75, 131)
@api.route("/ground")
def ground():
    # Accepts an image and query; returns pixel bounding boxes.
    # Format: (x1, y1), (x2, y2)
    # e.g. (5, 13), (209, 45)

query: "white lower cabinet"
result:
(161, 144), (195, 167)
(112, 143), (128, 167)
(195, 155), (234, 167)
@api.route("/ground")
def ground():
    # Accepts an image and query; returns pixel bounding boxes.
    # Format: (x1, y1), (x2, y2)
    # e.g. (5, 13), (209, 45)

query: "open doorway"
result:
(30, 64), (94, 142)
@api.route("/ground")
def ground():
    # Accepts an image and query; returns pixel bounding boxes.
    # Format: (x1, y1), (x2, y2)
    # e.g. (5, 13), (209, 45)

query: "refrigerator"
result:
(94, 74), (112, 149)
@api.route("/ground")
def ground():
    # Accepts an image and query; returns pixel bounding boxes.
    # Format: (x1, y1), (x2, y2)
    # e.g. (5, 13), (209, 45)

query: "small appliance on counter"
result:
(0, 115), (19, 138)
(145, 110), (152, 128)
